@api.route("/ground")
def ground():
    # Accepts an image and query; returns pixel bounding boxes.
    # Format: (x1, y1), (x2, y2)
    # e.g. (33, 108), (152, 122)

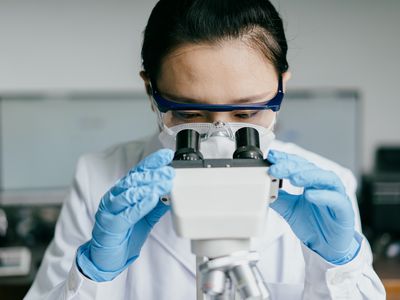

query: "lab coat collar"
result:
(140, 133), (289, 276)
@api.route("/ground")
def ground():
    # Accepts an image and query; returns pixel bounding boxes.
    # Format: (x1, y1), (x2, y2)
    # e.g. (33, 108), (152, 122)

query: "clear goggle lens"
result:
(157, 109), (276, 128)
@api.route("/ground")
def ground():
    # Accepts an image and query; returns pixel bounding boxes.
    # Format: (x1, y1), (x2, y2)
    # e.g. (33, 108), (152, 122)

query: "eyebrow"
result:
(160, 91), (276, 104)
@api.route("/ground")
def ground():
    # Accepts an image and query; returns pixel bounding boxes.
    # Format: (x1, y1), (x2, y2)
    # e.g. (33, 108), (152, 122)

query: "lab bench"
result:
(373, 257), (400, 300)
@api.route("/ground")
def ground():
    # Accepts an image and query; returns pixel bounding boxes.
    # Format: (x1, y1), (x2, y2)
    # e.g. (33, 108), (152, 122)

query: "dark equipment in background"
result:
(360, 146), (400, 259)
(0, 205), (60, 300)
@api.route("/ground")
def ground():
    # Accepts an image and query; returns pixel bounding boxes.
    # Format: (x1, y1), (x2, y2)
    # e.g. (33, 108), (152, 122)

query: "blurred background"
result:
(0, 0), (399, 299)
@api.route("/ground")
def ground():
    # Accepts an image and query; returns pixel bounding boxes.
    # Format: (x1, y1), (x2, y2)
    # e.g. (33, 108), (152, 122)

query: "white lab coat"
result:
(25, 134), (386, 300)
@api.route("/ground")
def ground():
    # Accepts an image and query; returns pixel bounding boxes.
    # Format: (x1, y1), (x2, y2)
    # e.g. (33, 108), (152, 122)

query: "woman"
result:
(26, 0), (385, 299)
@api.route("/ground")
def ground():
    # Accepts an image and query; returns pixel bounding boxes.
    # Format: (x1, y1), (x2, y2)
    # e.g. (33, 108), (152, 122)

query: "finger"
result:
(267, 150), (310, 165)
(304, 189), (354, 224)
(124, 166), (175, 188)
(267, 154), (317, 179)
(143, 200), (170, 227)
(109, 166), (175, 197)
(267, 152), (346, 194)
(122, 181), (173, 224)
(94, 200), (170, 248)
(290, 169), (345, 194)
(102, 179), (174, 214)
(133, 149), (174, 172)
(125, 204), (169, 258)
(269, 190), (301, 223)
(94, 179), (173, 245)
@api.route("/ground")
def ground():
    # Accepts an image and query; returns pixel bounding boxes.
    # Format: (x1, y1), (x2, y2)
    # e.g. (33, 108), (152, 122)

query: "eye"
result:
(172, 111), (204, 120)
(234, 111), (260, 119)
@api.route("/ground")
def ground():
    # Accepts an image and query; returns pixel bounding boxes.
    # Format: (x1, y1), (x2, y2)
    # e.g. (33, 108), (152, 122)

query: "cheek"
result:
(259, 110), (276, 127)
(161, 112), (180, 127)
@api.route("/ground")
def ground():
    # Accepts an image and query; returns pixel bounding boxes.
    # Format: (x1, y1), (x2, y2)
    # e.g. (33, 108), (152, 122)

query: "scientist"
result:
(26, 0), (385, 299)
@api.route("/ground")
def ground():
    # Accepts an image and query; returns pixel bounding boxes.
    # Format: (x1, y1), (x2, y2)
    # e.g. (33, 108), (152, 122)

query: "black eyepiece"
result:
(173, 129), (204, 161)
(233, 127), (263, 160)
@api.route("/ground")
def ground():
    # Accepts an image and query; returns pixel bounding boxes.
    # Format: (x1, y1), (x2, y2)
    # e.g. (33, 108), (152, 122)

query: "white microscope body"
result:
(166, 127), (280, 300)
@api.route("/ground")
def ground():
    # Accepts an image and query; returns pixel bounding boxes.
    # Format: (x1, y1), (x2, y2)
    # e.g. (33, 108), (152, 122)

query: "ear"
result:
(281, 70), (292, 93)
(140, 71), (153, 96)
(140, 71), (156, 112)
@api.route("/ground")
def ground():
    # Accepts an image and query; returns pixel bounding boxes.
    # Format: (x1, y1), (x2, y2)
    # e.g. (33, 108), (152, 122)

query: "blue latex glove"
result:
(267, 150), (360, 265)
(76, 149), (175, 281)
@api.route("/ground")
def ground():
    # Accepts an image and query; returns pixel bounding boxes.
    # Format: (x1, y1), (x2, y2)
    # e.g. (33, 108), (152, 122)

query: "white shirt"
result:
(25, 135), (386, 299)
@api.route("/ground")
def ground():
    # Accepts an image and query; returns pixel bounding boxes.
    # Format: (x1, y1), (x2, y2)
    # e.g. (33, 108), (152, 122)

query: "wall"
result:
(0, 0), (399, 172)
(0, 0), (157, 92)
(273, 0), (400, 172)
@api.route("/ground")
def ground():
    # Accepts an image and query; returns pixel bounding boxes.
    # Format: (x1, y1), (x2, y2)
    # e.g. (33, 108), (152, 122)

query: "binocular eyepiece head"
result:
(174, 127), (264, 161)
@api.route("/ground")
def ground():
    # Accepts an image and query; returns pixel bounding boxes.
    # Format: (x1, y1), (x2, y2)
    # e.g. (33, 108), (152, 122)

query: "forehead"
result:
(157, 40), (278, 103)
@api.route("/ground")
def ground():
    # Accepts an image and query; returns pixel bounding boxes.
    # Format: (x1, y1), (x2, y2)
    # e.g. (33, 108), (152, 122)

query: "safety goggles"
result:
(150, 76), (284, 113)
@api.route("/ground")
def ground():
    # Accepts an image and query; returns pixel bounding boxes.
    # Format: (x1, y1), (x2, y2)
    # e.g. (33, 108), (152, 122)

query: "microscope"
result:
(163, 126), (281, 300)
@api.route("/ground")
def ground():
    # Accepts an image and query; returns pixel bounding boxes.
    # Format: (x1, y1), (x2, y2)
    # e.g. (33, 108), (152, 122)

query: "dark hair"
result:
(141, 0), (289, 82)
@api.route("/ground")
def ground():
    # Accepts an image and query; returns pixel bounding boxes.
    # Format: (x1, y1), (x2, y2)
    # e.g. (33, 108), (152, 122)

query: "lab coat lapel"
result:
(252, 209), (289, 252)
(150, 212), (197, 276)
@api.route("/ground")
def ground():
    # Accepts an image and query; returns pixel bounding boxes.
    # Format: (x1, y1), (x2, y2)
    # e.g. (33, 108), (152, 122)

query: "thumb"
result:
(269, 190), (300, 221)
(144, 200), (170, 227)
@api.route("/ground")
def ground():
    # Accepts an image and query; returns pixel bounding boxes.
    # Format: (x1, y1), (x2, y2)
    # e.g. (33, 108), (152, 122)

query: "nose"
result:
(207, 112), (234, 123)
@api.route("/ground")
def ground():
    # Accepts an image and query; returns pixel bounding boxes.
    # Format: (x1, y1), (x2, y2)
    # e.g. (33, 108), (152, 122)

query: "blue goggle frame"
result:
(150, 77), (284, 113)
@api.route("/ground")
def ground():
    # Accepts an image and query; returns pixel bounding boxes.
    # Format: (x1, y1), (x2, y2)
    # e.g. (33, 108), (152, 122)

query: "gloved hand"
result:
(267, 150), (360, 265)
(76, 149), (175, 281)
